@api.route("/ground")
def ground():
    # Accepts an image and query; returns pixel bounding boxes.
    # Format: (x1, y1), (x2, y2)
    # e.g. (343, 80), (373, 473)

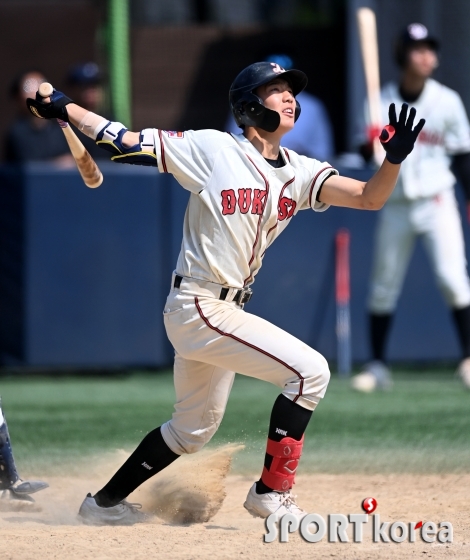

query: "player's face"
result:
(406, 44), (438, 78)
(256, 79), (296, 134)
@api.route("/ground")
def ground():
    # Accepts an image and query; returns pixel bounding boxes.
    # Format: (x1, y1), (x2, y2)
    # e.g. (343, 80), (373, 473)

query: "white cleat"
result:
(11, 478), (49, 495)
(350, 371), (376, 393)
(351, 360), (393, 393)
(243, 483), (306, 521)
(457, 358), (470, 389)
(78, 493), (148, 526)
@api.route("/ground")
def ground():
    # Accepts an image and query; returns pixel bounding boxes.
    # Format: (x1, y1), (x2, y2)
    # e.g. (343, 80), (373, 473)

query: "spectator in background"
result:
(4, 71), (73, 166)
(225, 55), (334, 161)
(65, 63), (108, 160)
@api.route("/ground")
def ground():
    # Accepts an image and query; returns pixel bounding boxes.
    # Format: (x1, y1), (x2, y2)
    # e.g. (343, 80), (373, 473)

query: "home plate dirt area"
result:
(0, 446), (469, 560)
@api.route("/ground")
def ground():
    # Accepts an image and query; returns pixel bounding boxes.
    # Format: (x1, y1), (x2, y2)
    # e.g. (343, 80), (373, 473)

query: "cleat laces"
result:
(277, 491), (304, 515)
(120, 500), (143, 514)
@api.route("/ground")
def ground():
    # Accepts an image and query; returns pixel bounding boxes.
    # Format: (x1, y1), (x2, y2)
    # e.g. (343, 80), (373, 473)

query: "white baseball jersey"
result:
(360, 78), (470, 200)
(153, 129), (337, 288)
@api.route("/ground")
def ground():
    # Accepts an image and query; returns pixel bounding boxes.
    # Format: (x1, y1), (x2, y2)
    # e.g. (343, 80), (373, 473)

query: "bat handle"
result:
(38, 82), (54, 102)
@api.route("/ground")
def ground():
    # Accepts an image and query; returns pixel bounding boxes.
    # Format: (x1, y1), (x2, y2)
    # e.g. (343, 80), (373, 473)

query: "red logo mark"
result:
(164, 131), (184, 139)
(270, 63), (285, 74)
(361, 497), (377, 514)
(415, 521), (423, 530)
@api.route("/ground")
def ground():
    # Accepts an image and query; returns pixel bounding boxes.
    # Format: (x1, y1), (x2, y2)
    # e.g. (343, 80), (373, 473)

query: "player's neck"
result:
(244, 127), (282, 159)
(399, 71), (427, 99)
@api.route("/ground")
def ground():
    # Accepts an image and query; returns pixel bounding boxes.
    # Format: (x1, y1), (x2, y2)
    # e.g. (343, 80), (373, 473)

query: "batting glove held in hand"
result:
(379, 103), (425, 164)
(26, 89), (73, 122)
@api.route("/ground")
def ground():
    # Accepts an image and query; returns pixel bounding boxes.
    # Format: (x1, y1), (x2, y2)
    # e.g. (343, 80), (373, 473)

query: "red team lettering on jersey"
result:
(221, 187), (296, 220)
(221, 188), (269, 216)
(278, 197), (297, 220)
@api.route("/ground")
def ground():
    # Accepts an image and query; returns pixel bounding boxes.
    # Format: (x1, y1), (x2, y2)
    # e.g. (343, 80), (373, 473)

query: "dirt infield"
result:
(0, 447), (469, 560)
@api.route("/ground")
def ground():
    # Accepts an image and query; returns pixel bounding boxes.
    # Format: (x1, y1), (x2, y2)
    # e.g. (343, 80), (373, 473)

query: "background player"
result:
(352, 23), (470, 393)
(27, 61), (423, 524)
(0, 397), (48, 509)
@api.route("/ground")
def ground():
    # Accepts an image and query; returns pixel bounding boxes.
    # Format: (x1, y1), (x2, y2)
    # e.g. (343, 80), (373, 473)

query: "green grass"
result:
(1, 369), (469, 475)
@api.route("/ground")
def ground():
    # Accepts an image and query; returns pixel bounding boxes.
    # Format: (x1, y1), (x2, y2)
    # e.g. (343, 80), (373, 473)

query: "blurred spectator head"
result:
(395, 23), (439, 75)
(65, 62), (103, 111)
(9, 70), (47, 115)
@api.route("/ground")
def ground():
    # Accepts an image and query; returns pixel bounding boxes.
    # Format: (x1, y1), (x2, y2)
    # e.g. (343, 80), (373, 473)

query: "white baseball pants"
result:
(160, 277), (330, 455)
(369, 188), (470, 313)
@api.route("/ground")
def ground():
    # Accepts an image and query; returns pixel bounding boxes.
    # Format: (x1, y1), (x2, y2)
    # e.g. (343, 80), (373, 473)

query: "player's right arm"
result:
(66, 104), (139, 147)
(65, 104), (154, 164)
(27, 91), (157, 166)
(27, 92), (223, 188)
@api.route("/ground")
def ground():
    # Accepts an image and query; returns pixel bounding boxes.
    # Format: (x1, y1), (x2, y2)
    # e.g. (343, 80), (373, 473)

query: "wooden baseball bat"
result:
(38, 82), (103, 188)
(356, 7), (383, 166)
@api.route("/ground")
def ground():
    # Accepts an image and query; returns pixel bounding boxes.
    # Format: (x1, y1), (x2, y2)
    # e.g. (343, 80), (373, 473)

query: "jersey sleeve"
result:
(297, 157), (338, 212)
(444, 92), (470, 155)
(153, 129), (228, 193)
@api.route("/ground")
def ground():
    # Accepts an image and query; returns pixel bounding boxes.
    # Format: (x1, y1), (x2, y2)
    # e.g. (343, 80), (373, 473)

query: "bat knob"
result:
(38, 82), (54, 99)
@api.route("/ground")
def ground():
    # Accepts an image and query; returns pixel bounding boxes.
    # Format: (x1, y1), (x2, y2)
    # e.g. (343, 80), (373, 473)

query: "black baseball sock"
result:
(452, 305), (470, 358)
(370, 313), (393, 362)
(94, 427), (179, 507)
(256, 394), (312, 495)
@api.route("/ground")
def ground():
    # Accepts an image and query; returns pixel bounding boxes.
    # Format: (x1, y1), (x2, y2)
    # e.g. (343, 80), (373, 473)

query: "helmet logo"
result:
(270, 63), (285, 74)
(407, 23), (428, 40)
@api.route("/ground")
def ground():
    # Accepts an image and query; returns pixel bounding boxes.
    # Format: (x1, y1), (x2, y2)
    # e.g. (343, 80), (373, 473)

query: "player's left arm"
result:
(319, 103), (425, 210)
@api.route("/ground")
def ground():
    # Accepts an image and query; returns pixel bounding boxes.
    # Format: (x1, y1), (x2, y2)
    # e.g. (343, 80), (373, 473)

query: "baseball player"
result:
(352, 23), (470, 393)
(26, 61), (423, 525)
(0, 397), (48, 508)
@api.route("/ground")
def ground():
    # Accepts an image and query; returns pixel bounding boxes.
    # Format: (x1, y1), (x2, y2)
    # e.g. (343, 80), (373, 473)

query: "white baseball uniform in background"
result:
(151, 129), (335, 455)
(365, 79), (470, 312)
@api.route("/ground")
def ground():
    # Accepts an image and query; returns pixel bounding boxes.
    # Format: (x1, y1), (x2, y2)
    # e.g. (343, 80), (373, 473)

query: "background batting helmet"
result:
(395, 23), (439, 67)
(229, 61), (307, 133)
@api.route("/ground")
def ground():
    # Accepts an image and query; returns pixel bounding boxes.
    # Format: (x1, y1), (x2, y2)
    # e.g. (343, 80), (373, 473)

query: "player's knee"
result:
(305, 354), (331, 396)
(436, 274), (470, 308)
(161, 419), (219, 455)
(285, 352), (330, 411)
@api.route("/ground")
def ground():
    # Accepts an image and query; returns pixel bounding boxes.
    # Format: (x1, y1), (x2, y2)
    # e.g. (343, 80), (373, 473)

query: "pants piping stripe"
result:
(194, 297), (304, 402)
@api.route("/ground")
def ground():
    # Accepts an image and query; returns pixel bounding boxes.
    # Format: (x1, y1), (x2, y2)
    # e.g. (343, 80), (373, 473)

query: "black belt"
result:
(173, 275), (253, 305)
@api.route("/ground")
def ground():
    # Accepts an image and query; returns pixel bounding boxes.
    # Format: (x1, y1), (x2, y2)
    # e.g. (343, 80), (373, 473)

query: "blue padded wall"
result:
(0, 163), (468, 367)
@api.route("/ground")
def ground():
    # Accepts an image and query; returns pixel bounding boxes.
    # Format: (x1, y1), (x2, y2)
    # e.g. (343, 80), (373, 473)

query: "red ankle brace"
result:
(261, 436), (304, 492)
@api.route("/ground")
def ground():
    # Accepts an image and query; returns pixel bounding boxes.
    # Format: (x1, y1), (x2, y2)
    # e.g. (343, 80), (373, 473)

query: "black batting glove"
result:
(379, 103), (425, 164)
(26, 89), (73, 122)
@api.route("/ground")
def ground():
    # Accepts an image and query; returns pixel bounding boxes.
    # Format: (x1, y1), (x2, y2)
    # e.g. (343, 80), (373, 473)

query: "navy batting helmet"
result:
(395, 23), (439, 67)
(229, 61), (308, 133)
